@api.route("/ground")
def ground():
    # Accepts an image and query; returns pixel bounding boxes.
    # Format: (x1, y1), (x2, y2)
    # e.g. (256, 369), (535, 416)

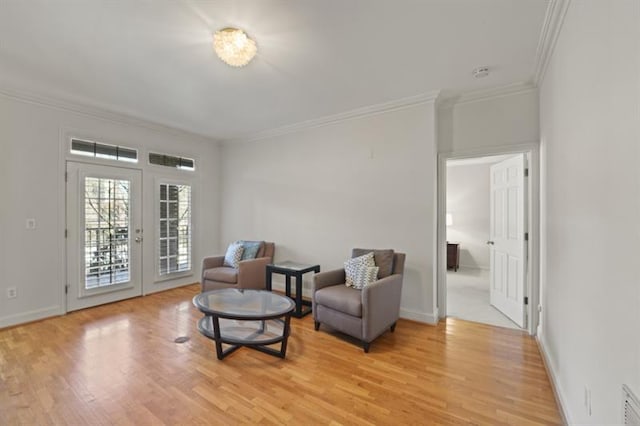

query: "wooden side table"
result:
(266, 262), (320, 318)
(447, 242), (460, 272)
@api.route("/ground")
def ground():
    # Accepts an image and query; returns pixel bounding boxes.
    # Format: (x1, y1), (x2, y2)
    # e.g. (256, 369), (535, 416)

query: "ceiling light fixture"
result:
(213, 27), (257, 67)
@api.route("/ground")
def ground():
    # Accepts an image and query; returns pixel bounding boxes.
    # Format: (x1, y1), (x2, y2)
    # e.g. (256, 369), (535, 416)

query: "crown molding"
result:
(533, 0), (572, 86)
(0, 85), (220, 144)
(437, 81), (537, 109)
(224, 90), (441, 143)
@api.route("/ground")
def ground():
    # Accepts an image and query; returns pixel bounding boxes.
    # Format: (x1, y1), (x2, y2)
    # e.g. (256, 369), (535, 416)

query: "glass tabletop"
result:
(193, 289), (294, 319)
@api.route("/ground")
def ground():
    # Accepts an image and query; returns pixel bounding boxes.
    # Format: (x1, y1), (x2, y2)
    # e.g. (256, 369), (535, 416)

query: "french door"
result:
(66, 162), (142, 311)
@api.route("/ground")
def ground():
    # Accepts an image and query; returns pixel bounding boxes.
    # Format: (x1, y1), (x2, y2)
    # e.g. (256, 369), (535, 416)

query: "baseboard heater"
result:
(624, 384), (640, 425)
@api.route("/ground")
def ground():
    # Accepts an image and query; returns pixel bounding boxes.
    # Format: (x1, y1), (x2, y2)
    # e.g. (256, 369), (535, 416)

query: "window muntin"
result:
(158, 183), (191, 276)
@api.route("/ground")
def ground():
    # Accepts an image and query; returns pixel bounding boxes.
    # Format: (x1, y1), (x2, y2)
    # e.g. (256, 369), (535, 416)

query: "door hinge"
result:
(524, 232), (529, 241)
(65, 284), (69, 295)
(65, 229), (68, 238)
(524, 296), (529, 305)
(65, 171), (68, 182)
(524, 168), (529, 177)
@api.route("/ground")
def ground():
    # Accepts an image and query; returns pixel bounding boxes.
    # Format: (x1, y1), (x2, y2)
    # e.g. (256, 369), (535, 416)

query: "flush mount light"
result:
(213, 27), (257, 67)
(472, 66), (490, 78)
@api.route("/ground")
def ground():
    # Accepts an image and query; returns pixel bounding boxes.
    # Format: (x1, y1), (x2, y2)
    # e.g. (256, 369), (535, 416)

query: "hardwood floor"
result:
(0, 284), (561, 425)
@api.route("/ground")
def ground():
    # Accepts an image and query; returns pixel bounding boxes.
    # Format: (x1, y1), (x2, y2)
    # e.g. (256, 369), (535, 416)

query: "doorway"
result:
(442, 152), (531, 330)
(66, 162), (143, 311)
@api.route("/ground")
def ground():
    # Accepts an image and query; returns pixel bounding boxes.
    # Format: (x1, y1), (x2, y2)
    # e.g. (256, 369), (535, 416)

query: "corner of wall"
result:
(536, 335), (572, 425)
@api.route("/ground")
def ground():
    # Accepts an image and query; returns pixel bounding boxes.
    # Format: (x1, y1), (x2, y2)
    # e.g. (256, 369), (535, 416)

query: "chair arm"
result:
(237, 257), (271, 289)
(312, 268), (346, 292)
(362, 274), (403, 342)
(202, 255), (224, 271)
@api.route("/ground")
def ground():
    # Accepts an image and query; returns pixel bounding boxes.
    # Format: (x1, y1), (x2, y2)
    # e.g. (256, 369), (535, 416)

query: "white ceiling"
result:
(0, 0), (550, 140)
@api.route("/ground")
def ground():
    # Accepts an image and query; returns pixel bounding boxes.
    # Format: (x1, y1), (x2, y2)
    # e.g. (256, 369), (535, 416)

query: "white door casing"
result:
(66, 162), (143, 311)
(489, 154), (527, 328)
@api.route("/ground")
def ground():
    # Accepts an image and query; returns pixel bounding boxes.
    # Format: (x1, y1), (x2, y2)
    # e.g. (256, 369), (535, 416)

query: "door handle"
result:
(135, 237), (143, 243)
(486, 241), (494, 245)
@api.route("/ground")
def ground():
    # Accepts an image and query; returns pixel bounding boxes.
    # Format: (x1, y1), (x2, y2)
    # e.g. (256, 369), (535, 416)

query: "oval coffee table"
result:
(193, 289), (295, 360)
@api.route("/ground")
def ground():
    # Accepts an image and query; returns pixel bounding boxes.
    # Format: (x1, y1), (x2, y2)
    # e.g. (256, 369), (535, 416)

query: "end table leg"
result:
(285, 274), (291, 298)
(295, 273), (303, 317)
(266, 267), (272, 291)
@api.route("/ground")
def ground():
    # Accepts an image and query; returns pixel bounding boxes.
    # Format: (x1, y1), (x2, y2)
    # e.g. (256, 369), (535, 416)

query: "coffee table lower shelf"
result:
(197, 315), (291, 360)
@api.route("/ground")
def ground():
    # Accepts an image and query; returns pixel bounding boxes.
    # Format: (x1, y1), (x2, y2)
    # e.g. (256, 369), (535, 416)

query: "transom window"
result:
(158, 183), (192, 276)
(71, 138), (138, 163)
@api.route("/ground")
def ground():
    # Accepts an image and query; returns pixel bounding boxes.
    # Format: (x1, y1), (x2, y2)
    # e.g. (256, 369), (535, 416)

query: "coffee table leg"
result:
(210, 316), (224, 360)
(280, 314), (292, 358)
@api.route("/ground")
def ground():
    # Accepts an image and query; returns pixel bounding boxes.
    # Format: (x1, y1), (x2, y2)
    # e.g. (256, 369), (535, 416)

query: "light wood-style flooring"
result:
(0, 284), (561, 425)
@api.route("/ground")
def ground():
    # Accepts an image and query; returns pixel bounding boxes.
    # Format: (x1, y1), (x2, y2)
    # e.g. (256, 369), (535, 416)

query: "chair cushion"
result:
(223, 242), (244, 268)
(203, 267), (238, 284)
(315, 285), (362, 317)
(237, 240), (264, 260)
(352, 248), (395, 278)
(344, 252), (375, 287)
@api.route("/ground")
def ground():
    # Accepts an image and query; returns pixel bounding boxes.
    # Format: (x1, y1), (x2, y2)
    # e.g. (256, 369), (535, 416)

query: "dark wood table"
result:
(266, 262), (320, 318)
(193, 289), (295, 360)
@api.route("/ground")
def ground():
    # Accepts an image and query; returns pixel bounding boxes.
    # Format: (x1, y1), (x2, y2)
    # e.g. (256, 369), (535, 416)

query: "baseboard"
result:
(144, 279), (198, 295)
(0, 305), (63, 329)
(400, 307), (439, 325)
(458, 264), (489, 271)
(536, 336), (572, 425)
(268, 279), (439, 325)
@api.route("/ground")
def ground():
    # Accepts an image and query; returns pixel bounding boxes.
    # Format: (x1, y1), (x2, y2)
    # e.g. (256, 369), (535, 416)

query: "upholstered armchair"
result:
(201, 242), (275, 292)
(312, 248), (405, 353)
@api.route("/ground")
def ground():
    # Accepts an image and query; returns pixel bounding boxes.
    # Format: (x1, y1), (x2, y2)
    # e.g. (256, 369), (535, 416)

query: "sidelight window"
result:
(158, 183), (191, 276)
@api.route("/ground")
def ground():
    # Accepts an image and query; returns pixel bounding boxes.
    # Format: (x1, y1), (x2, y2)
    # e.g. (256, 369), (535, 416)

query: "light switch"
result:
(26, 218), (36, 229)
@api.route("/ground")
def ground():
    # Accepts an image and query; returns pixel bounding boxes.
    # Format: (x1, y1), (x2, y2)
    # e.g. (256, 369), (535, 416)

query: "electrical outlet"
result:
(7, 287), (17, 299)
(25, 218), (36, 229)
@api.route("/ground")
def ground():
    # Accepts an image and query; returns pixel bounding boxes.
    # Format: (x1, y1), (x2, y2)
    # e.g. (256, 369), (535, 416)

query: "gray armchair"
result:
(312, 248), (405, 353)
(201, 242), (275, 292)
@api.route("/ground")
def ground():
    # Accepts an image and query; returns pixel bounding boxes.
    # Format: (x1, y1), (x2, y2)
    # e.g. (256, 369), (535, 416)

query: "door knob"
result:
(486, 241), (494, 245)
(135, 237), (143, 243)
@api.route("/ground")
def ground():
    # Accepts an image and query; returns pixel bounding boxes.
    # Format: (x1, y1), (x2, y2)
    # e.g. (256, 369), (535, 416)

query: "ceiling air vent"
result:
(623, 385), (640, 425)
(71, 138), (137, 163)
(149, 152), (195, 171)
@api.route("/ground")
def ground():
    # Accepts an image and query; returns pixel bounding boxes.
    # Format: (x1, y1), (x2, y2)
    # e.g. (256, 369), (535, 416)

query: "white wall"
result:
(539, 0), (640, 423)
(0, 94), (221, 328)
(438, 89), (539, 153)
(220, 102), (438, 323)
(446, 162), (491, 269)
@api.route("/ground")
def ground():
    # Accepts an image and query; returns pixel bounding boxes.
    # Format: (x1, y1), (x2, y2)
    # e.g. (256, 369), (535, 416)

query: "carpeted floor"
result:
(446, 267), (521, 330)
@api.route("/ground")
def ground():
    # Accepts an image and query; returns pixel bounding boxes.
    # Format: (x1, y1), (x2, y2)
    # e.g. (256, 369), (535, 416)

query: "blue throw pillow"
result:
(238, 240), (262, 260)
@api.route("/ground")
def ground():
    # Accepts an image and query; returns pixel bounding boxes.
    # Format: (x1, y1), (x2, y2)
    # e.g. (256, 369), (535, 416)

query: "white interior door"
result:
(66, 162), (143, 311)
(489, 154), (527, 328)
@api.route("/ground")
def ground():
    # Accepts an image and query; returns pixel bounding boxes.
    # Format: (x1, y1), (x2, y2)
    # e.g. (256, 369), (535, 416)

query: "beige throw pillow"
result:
(353, 265), (379, 289)
(345, 252), (375, 288)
